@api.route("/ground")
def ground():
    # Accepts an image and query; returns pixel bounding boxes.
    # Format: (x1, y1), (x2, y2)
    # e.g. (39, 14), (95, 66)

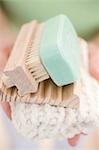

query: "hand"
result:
(68, 134), (80, 146)
(0, 9), (15, 119)
(89, 43), (99, 80)
(0, 34), (13, 120)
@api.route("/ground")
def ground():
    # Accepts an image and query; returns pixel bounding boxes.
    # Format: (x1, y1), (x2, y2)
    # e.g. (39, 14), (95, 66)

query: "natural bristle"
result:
(25, 23), (49, 84)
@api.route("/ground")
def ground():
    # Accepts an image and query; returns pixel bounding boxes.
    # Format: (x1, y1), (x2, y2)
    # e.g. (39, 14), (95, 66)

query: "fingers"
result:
(0, 33), (14, 57)
(0, 51), (12, 119)
(0, 36), (12, 71)
(0, 102), (11, 119)
(0, 32), (14, 120)
(79, 38), (99, 81)
(0, 51), (8, 71)
(67, 134), (80, 147)
(89, 43), (99, 80)
(0, 50), (12, 119)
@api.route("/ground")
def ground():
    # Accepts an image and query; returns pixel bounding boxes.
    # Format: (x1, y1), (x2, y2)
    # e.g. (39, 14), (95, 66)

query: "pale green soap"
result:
(40, 15), (80, 86)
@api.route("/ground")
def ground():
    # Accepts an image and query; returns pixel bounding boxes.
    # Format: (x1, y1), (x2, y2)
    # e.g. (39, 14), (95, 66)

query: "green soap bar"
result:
(40, 15), (80, 86)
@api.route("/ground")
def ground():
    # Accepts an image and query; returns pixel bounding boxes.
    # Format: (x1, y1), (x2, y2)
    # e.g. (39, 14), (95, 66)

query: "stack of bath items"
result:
(2, 15), (99, 140)
(1, 15), (80, 96)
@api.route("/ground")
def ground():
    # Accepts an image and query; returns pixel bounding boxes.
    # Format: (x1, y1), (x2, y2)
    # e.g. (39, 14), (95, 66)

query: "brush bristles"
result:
(0, 79), (79, 109)
(25, 23), (49, 83)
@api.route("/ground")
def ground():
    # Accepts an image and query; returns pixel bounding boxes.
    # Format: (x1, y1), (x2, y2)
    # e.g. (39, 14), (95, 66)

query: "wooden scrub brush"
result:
(0, 79), (80, 109)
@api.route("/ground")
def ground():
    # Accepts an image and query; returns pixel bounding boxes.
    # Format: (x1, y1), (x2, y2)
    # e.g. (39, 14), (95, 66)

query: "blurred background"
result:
(1, 0), (99, 39)
(0, 0), (99, 150)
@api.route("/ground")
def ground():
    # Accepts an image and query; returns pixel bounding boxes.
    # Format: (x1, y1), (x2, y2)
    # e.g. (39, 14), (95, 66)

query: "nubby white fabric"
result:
(10, 40), (99, 140)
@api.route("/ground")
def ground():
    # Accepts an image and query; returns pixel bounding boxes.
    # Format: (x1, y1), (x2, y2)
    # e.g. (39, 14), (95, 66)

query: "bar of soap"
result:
(40, 14), (80, 86)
